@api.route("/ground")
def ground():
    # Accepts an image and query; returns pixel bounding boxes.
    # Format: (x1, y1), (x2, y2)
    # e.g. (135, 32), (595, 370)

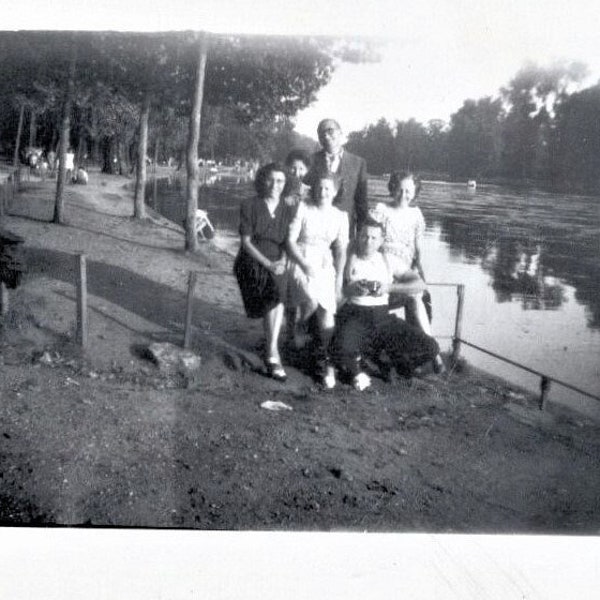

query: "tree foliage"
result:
(447, 97), (504, 179)
(343, 61), (599, 192)
(0, 31), (342, 161)
(551, 84), (600, 191)
(0, 30), (354, 230)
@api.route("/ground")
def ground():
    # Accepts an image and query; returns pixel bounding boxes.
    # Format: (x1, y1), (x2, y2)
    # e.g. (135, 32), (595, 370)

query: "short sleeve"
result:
(288, 200), (306, 241)
(239, 198), (254, 237)
(414, 208), (426, 239)
(369, 202), (387, 225)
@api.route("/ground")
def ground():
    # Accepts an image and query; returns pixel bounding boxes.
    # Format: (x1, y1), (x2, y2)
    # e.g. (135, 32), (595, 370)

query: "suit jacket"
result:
(304, 149), (368, 235)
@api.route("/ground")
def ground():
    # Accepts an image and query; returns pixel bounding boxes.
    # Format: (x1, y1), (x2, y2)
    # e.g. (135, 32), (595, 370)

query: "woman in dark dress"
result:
(234, 163), (296, 381)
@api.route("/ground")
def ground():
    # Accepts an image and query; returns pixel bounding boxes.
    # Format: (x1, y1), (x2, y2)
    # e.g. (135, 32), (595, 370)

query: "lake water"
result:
(147, 173), (600, 419)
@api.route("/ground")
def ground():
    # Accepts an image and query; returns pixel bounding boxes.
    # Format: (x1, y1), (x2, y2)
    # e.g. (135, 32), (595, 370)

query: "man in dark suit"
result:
(304, 119), (368, 237)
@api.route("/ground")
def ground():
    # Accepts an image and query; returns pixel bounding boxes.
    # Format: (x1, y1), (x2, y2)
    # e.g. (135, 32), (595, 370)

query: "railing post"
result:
(451, 284), (465, 363)
(539, 376), (551, 410)
(183, 271), (198, 349)
(75, 253), (88, 348)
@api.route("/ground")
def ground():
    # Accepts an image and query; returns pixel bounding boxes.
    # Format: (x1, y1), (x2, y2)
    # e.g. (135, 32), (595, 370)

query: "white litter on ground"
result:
(260, 400), (293, 411)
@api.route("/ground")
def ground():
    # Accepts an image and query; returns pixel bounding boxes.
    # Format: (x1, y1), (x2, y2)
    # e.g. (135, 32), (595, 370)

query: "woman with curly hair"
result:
(234, 163), (296, 381)
(371, 171), (445, 373)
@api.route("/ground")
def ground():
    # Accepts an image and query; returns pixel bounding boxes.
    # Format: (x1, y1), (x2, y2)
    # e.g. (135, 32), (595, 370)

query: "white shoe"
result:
(322, 365), (336, 389)
(353, 372), (371, 391)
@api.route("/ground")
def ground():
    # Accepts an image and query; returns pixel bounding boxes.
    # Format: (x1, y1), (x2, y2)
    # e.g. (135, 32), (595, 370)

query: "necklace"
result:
(264, 198), (279, 218)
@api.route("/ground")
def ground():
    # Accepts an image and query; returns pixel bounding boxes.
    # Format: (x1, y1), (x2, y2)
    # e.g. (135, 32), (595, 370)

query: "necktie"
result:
(326, 152), (339, 172)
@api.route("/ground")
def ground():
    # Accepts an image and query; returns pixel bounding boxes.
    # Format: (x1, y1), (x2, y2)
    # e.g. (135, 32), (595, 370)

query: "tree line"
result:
(345, 62), (600, 193)
(0, 31), (374, 249)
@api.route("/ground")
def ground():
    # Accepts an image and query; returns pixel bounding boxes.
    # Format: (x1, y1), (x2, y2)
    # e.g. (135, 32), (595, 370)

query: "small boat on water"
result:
(467, 180), (477, 189)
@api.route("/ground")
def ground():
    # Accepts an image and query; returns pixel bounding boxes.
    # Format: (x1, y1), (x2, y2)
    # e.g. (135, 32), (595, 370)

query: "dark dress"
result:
(234, 196), (295, 319)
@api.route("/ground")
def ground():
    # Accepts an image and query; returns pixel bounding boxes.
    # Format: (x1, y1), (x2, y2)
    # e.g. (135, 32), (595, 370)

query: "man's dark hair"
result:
(317, 119), (342, 136)
(359, 216), (384, 232)
(284, 149), (311, 168)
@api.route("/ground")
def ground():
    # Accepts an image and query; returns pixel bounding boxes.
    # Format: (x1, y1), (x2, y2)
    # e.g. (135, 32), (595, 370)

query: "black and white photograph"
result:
(1, 0), (599, 597)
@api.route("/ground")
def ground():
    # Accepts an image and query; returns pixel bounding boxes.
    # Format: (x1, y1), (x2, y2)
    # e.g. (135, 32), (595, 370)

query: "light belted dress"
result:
(287, 201), (349, 319)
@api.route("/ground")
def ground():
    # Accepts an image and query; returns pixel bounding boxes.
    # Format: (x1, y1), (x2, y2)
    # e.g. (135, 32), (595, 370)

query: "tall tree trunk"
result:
(90, 106), (100, 165)
(54, 44), (76, 224)
(12, 103), (25, 167)
(134, 93), (151, 219)
(29, 109), (37, 148)
(100, 137), (113, 173)
(185, 33), (209, 252)
(75, 119), (86, 167)
(118, 137), (126, 175)
(51, 127), (59, 153)
(153, 135), (160, 168)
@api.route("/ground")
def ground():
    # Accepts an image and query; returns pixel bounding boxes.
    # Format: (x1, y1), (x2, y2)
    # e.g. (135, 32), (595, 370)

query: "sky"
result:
(5, 0), (600, 138)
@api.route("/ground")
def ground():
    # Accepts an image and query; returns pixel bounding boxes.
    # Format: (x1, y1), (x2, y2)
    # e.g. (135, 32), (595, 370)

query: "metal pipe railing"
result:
(432, 282), (600, 409)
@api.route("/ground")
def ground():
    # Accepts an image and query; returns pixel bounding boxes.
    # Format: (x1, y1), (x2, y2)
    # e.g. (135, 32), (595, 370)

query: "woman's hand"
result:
(377, 281), (390, 296)
(269, 259), (286, 276)
(302, 263), (316, 278)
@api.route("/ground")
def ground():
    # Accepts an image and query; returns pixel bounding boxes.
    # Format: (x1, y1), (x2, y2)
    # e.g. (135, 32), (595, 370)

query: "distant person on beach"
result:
(283, 149), (311, 209)
(287, 172), (349, 389)
(64, 148), (75, 182)
(304, 119), (368, 237)
(233, 163), (296, 382)
(332, 219), (440, 391)
(46, 149), (56, 175)
(74, 166), (88, 185)
(370, 171), (445, 374)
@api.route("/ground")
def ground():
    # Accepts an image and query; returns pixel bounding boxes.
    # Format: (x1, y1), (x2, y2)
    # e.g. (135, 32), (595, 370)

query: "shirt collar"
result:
(325, 148), (343, 159)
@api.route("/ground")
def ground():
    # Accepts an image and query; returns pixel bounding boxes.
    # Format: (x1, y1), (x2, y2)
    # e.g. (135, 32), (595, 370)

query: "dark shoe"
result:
(265, 359), (287, 382)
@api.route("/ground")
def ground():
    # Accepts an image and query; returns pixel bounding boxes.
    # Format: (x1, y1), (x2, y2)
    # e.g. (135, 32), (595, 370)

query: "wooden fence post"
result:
(0, 282), (8, 316)
(539, 376), (551, 410)
(75, 253), (88, 347)
(183, 271), (198, 349)
(6, 175), (13, 212)
(451, 284), (465, 362)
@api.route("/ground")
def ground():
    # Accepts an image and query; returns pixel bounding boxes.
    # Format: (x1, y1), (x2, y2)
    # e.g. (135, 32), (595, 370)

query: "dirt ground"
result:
(1, 168), (599, 532)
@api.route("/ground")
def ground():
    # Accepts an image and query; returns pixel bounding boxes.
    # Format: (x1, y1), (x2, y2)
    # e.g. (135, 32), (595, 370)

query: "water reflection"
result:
(407, 183), (600, 329)
(148, 175), (600, 330)
(485, 241), (565, 310)
(146, 174), (600, 410)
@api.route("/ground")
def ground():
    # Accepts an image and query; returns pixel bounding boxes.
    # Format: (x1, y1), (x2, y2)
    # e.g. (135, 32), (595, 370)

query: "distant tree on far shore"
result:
(344, 61), (599, 193)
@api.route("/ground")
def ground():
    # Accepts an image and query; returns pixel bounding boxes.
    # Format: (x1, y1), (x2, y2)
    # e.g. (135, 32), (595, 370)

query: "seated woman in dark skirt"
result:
(234, 162), (296, 382)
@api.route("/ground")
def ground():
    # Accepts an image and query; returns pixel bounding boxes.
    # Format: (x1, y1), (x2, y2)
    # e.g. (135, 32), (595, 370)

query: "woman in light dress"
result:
(286, 173), (349, 388)
(371, 171), (444, 373)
